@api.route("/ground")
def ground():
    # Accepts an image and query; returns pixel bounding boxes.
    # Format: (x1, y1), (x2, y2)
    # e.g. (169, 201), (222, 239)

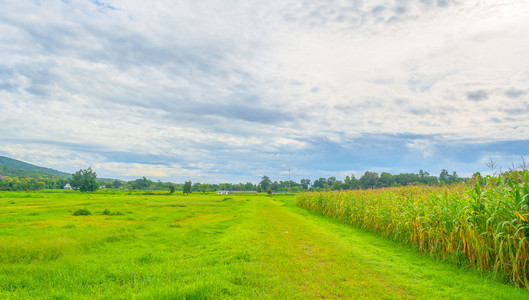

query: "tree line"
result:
(0, 167), (467, 193)
(0, 176), (69, 191)
(257, 169), (464, 193)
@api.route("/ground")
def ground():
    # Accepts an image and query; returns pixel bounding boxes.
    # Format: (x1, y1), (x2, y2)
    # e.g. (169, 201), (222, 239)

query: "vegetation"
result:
(0, 191), (527, 298)
(0, 155), (70, 178)
(168, 184), (176, 194)
(0, 165), (66, 180)
(183, 180), (192, 195)
(1, 155), (468, 193)
(70, 168), (99, 192)
(72, 208), (92, 216)
(296, 170), (529, 288)
(0, 175), (69, 191)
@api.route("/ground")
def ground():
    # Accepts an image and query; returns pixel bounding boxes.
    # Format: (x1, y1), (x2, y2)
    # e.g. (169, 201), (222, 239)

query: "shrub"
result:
(102, 209), (124, 216)
(72, 208), (91, 216)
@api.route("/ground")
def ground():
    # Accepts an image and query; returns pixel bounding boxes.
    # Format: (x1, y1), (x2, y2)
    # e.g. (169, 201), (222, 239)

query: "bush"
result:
(101, 209), (124, 216)
(72, 208), (91, 216)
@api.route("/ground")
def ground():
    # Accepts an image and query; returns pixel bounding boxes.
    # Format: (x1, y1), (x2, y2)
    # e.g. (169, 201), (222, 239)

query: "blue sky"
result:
(1, 0), (528, 183)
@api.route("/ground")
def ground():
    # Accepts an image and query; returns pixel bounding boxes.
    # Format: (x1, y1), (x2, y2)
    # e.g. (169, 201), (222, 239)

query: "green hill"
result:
(0, 156), (70, 178)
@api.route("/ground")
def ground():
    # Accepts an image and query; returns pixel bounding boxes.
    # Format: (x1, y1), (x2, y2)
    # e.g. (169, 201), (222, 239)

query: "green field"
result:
(1, 191), (528, 299)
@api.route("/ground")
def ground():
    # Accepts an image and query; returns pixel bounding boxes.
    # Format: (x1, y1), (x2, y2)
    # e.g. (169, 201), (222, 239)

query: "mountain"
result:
(0, 156), (71, 178)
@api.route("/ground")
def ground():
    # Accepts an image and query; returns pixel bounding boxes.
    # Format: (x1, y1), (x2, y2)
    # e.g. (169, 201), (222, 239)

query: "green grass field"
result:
(1, 191), (528, 299)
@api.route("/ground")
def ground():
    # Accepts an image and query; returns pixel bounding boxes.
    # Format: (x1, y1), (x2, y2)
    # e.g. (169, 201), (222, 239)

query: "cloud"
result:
(467, 90), (489, 101)
(505, 88), (527, 99)
(1, 0), (529, 182)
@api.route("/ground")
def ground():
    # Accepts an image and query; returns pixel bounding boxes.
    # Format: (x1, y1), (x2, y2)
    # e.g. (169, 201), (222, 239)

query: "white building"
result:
(63, 183), (72, 190)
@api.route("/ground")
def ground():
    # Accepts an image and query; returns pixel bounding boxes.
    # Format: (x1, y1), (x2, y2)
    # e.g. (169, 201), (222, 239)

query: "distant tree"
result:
(183, 181), (192, 195)
(424, 175), (439, 186)
(472, 172), (483, 184)
(131, 176), (151, 190)
(200, 184), (209, 194)
(344, 175), (360, 189)
(300, 179), (311, 190)
(271, 181), (279, 192)
(439, 169), (450, 184)
(313, 178), (327, 189)
(192, 182), (202, 192)
(379, 172), (395, 187)
(451, 171), (460, 183)
(112, 180), (122, 189)
(331, 180), (343, 190)
(244, 182), (255, 191)
(266, 187), (272, 196)
(168, 184), (176, 194)
(71, 167), (99, 192)
(260, 176), (272, 191)
(360, 171), (379, 189)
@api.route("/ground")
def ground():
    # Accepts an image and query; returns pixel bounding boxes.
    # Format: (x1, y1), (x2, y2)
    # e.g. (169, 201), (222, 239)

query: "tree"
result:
(360, 171), (379, 189)
(439, 169), (450, 184)
(260, 176), (272, 191)
(71, 167), (99, 192)
(200, 184), (209, 194)
(313, 178), (327, 189)
(472, 172), (483, 184)
(112, 180), (122, 189)
(331, 180), (343, 190)
(378, 172), (394, 187)
(131, 176), (151, 190)
(345, 175), (360, 189)
(168, 184), (176, 194)
(244, 182), (255, 191)
(183, 181), (192, 195)
(451, 171), (460, 183)
(271, 181), (279, 192)
(300, 179), (311, 190)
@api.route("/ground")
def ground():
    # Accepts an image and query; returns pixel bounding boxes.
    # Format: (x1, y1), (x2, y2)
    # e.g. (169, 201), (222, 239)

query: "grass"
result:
(0, 190), (528, 298)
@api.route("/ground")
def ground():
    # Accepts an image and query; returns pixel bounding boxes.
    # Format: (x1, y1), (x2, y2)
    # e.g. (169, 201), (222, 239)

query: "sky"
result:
(1, 0), (528, 183)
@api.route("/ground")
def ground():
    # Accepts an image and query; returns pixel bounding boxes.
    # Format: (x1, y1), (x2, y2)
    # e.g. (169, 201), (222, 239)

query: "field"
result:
(1, 191), (528, 299)
(297, 171), (529, 289)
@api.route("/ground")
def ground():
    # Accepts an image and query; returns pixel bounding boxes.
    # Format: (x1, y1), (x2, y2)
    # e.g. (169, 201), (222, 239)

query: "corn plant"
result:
(296, 170), (529, 288)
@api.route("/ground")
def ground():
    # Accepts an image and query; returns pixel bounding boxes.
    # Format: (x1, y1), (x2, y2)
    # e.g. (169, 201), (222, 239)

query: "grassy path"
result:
(1, 192), (528, 299)
(228, 196), (528, 299)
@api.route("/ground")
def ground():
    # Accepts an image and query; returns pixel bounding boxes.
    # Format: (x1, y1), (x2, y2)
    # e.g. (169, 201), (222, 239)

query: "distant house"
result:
(216, 190), (230, 195)
(63, 183), (72, 190)
(0, 175), (5, 181)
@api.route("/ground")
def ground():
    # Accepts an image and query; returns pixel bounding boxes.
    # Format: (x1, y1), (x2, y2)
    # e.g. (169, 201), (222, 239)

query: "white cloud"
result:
(1, 0), (528, 182)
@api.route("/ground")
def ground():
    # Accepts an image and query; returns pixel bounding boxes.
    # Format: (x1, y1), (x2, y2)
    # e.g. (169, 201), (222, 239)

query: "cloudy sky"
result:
(1, 0), (528, 183)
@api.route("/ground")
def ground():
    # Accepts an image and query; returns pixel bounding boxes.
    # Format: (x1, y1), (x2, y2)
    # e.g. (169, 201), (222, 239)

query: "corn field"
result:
(296, 170), (529, 288)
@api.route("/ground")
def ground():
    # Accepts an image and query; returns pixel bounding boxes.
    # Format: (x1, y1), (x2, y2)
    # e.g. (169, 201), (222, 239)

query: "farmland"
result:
(297, 170), (529, 289)
(1, 190), (528, 299)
